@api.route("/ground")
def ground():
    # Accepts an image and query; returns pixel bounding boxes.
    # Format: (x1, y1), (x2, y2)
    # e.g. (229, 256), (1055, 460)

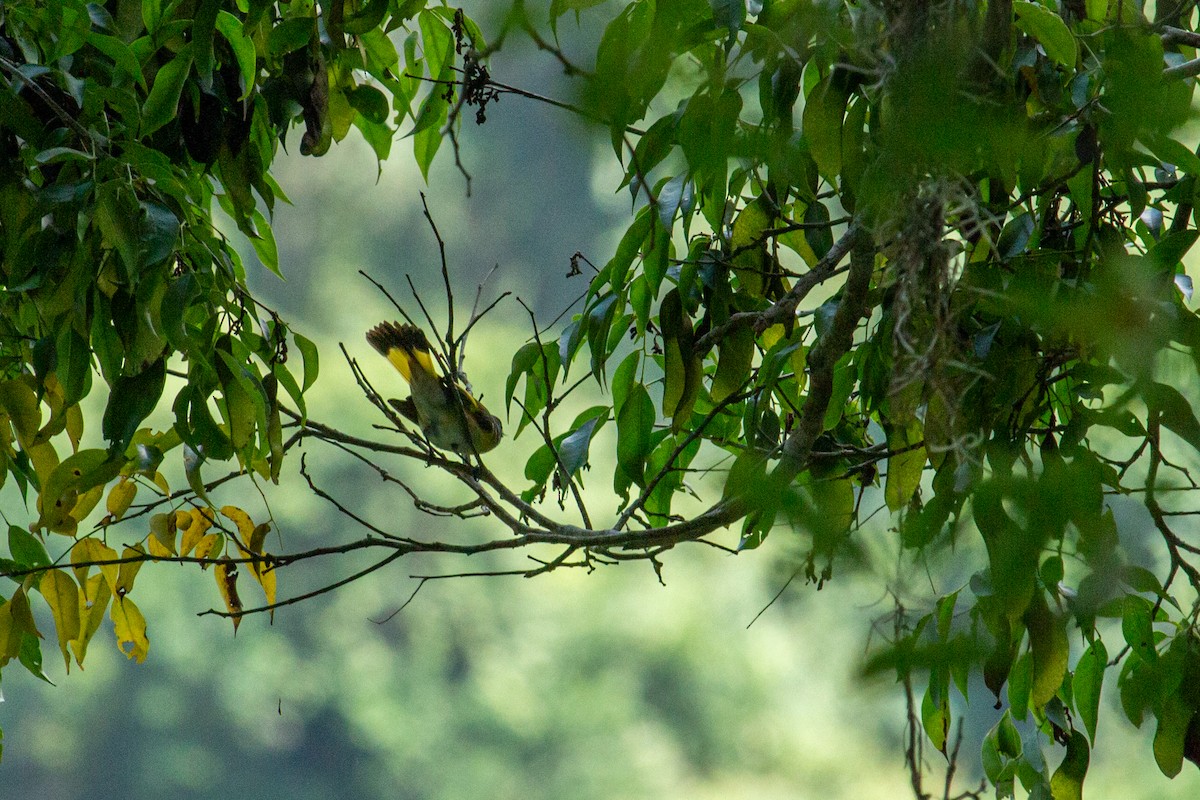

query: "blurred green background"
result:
(3, 10), (1200, 798)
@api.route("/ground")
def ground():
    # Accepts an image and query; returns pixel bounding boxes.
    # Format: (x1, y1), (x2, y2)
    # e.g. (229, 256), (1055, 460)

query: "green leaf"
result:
(1013, 0), (1078, 68)
(1143, 134), (1200, 178)
(360, 27), (399, 70)
(1153, 694), (1193, 777)
(1027, 593), (1070, 709)
(95, 182), (140, 275)
(1147, 229), (1200, 271)
(616, 384), (655, 486)
(885, 423), (926, 512)
(1073, 639), (1107, 744)
(1143, 382), (1200, 452)
(293, 333), (319, 392)
(922, 680), (949, 753)
(8, 525), (50, 571)
(802, 74), (848, 182)
(342, 0), (390, 35)
(1122, 595), (1157, 664)
(1008, 651), (1033, 721)
(250, 209), (281, 279)
(55, 327), (92, 407)
(216, 11), (257, 100)
(611, 350), (640, 415)
(87, 33), (147, 89)
(506, 342), (543, 414)
(550, 0), (608, 30)
(39, 450), (114, 523)
(268, 17), (314, 56)
(712, 325), (754, 403)
(141, 45), (194, 137)
(418, 9), (454, 81)
(1049, 730), (1089, 800)
(558, 412), (607, 479)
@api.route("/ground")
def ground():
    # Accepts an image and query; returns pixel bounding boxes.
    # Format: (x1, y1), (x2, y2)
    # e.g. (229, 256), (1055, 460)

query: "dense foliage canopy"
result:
(4, 0), (1200, 796)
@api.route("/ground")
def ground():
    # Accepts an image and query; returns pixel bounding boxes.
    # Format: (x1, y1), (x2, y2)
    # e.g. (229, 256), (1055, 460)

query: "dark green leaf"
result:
(102, 358), (167, 454)
(141, 45), (194, 137)
(349, 85), (390, 124)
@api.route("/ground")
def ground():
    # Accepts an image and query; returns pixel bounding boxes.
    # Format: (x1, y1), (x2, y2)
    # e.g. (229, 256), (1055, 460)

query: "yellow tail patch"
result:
(366, 322), (438, 385)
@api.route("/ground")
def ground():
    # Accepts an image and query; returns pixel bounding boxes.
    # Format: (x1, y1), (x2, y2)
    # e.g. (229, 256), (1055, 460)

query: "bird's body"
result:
(366, 322), (503, 455)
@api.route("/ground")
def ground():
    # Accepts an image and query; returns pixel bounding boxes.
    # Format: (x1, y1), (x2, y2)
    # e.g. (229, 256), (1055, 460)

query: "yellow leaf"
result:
(110, 596), (149, 662)
(106, 478), (138, 520)
(237, 528), (277, 620)
(65, 402), (84, 451)
(116, 547), (144, 597)
(72, 483), (104, 522)
(179, 508), (214, 556)
(71, 537), (119, 596)
(0, 378), (42, 450)
(28, 440), (60, 490)
(71, 573), (112, 668)
(151, 471), (170, 496)
(220, 505), (255, 542)
(214, 558), (243, 633)
(41, 569), (81, 671)
(760, 324), (785, 350)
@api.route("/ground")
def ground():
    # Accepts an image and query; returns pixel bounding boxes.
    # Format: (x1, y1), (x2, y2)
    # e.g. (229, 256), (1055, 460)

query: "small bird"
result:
(365, 321), (503, 455)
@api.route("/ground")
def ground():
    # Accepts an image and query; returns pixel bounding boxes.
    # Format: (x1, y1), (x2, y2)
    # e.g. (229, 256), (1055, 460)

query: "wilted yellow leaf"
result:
(110, 596), (149, 662)
(9, 585), (40, 639)
(42, 569), (81, 671)
(214, 559), (243, 633)
(106, 478), (138, 520)
(0, 598), (21, 666)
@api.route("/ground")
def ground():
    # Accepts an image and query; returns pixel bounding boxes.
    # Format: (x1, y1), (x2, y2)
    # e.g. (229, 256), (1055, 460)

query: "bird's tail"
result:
(365, 322), (438, 385)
